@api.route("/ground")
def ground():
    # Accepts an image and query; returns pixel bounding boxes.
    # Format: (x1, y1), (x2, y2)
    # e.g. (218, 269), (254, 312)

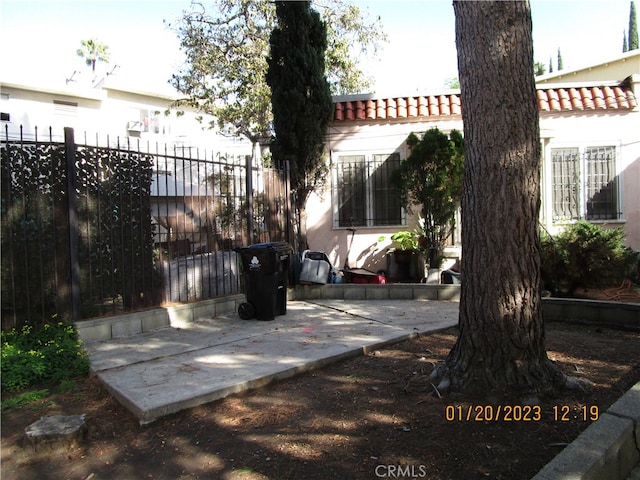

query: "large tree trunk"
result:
(436, 1), (565, 396)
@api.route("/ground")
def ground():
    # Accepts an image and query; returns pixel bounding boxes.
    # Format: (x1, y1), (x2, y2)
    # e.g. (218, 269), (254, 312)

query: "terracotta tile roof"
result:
(332, 84), (637, 122)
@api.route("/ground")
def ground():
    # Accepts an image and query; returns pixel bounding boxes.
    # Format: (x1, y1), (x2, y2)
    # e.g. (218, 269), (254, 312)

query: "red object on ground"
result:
(344, 268), (386, 284)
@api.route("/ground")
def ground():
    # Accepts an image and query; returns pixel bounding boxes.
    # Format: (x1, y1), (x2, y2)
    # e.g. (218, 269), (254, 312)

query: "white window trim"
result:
(330, 149), (407, 229)
(543, 140), (624, 225)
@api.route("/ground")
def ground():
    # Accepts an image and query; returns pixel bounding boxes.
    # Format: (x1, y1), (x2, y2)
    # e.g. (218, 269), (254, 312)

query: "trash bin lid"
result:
(248, 241), (290, 249)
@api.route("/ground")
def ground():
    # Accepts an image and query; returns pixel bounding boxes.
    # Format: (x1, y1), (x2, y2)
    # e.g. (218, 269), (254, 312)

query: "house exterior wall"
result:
(311, 82), (640, 277)
(539, 110), (640, 249)
(308, 116), (463, 274)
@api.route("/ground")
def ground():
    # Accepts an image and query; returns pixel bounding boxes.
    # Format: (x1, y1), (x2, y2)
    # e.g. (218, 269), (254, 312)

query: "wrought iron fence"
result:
(1, 126), (291, 330)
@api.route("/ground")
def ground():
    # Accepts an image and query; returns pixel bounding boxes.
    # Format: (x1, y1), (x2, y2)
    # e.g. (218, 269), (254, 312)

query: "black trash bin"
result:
(235, 242), (292, 320)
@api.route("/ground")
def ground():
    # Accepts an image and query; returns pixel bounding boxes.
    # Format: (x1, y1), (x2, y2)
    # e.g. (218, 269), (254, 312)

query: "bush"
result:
(1, 322), (90, 392)
(541, 221), (639, 295)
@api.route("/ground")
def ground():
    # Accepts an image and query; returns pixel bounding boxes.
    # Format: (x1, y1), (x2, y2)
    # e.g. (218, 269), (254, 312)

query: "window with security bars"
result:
(333, 152), (403, 227)
(551, 146), (619, 222)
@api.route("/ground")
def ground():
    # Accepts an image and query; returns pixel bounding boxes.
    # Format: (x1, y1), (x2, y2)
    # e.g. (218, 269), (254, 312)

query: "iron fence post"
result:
(64, 127), (80, 322)
(246, 154), (254, 245)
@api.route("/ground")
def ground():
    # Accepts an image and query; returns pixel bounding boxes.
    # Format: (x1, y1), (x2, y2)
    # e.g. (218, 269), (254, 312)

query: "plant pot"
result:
(393, 249), (417, 281)
(393, 250), (415, 264)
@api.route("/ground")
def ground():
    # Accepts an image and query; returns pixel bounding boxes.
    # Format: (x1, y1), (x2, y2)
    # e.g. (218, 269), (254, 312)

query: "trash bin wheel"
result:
(238, 302), (255, 320)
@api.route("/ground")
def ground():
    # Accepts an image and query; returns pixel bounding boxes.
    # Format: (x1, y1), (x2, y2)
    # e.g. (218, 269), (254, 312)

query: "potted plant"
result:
(388, 231), (419, 281)
(390, 231), (419, 252)
(391, 127), (464, 269)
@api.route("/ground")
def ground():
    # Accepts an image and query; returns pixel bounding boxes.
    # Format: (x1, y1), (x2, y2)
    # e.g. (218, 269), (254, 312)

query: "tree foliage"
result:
(557, 48), (563, 70)
(76, 39), (110, 73)
(533, 61), (546, 76)
(541, 222), (639, 295)
(391, 128), (464, 267)
(266, 1), (334, 251)
(168, 0), (386, 146)
(629, 0), (639, 50)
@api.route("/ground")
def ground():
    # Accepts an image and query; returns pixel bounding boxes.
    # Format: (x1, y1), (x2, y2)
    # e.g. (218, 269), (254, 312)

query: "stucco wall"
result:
(540, 110), (640, 249)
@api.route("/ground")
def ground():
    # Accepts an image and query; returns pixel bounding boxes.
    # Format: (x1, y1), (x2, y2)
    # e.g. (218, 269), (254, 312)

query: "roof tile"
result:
(366, 99), (375, 119)
(568, 88), (583, 110)
(418, 96), (428, 116)
(439, 95), (450, 116)
(537, 90), (549, 112)
(602, 86), (616, 109)
(428, 96), (439, 116)
(355, 100), (365, 120)
(592, 87), (606, 109)
(407, 97), (417, 117)
(397, 97), (407, 118)
(558, 89), (571, 110)
(450, 94), (461, 115)
(580, 87), (595, 109)
(333, 83), (636, 121)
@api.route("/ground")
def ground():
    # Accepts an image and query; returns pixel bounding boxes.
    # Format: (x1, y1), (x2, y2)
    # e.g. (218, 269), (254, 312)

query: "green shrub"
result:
(541, 221), (639, 295)
(1, 322), (89, 392)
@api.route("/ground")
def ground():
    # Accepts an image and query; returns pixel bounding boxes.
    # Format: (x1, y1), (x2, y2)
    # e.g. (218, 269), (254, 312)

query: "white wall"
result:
(540, 110), (640, 249)
(0, 80), (253, 155)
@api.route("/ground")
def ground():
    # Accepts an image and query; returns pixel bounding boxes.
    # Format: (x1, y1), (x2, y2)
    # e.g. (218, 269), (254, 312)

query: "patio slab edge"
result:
(102, 330), (427, 425)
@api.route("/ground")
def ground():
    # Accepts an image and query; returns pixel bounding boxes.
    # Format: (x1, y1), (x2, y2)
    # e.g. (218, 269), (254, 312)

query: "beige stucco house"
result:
(305, 51), (640, 278)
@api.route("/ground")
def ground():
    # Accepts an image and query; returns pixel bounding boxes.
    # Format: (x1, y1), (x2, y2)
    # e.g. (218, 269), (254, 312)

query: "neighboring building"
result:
(0, 77), (252, 154)
(536, 50), (640, 85)
(306, 60), (640, 276)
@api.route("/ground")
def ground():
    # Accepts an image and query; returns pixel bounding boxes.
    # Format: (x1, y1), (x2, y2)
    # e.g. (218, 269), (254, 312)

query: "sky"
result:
(0, 0), (634, 97)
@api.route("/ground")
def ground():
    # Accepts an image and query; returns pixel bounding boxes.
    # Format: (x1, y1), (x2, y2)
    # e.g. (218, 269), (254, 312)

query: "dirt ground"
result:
(2, 310), (640, 480)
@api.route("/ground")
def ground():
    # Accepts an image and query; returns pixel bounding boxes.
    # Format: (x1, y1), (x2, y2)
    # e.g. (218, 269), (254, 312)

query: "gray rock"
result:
(24, 414), (87, 451)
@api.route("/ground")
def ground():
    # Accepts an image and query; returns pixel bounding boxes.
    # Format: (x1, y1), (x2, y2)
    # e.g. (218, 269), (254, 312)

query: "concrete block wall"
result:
(76, 286), (639, 346)
(76, 294), (245, 344)
(533, 382), (640, 480)
(291, 283), (461, 301)
(541, 298), (640, 329)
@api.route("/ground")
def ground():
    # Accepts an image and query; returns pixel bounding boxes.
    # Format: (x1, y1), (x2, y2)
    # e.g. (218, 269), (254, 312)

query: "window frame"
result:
(548, 142), (621, 223)
(331, 149), (406, 229)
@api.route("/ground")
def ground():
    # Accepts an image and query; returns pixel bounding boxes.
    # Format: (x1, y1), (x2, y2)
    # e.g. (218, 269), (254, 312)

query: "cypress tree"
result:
(623, 30), (629, 52)
(266, 1), (334, 251)
(630, 1), (639, 50)
(557, 48), (563, 70)
(549, 56), (553, 73)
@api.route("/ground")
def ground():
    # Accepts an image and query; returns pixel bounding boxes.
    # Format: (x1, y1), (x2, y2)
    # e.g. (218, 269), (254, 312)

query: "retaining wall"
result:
(76, 295), (245, 343)
(542, 297), (640, 330)
(532, 381), (640, 480)
(291, 283), (461, 301)
(76, 284), (640, 344)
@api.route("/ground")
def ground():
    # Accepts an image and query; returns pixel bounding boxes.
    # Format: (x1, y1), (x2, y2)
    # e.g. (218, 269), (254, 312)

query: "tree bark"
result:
(437, 1), (565, 396)
(295, 188), (311, 253)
